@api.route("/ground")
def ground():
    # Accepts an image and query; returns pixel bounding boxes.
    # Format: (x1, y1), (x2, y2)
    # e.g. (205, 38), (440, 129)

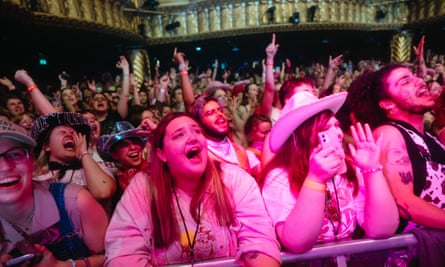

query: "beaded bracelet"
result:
(360, 165), (383, 174)
(79, 152), (91, 160)
(303, 179), (326, 193)
(27, 84), (38, 93)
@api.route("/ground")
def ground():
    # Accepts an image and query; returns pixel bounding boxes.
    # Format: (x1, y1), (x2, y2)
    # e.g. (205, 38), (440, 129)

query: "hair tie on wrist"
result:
(27, 84), (38, 93)
(79, 152), (91, 160)
(303, 179), (326, 193)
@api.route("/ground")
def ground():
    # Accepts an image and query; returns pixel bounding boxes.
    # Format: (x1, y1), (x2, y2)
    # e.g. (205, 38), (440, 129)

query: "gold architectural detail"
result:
(390, 32), (411, 63)
(1, 0), (445, 48)
(130, 49), (151, 89)
(79, 0), (93, 21)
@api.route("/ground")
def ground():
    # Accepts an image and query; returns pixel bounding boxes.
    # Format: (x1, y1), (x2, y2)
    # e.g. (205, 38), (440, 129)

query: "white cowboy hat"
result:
(269, 91), (347, 152)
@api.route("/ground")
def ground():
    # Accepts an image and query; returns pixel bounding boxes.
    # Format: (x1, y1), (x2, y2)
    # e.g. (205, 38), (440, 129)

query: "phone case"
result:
(4, 253), (36, 266)
(318, 129), (339, 148)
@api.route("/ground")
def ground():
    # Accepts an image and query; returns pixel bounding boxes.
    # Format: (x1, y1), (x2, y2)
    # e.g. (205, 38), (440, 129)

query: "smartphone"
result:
(4, 253), (37, 266)
(318, 128), (347, 174)
(318, 128), (340, 148)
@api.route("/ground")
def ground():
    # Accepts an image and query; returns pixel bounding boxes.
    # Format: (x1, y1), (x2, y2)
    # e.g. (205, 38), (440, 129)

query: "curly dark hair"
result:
(346, 63), (409, 129)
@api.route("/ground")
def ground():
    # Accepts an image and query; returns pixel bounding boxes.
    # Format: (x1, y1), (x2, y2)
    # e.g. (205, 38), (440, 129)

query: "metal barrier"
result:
(168, 233), (417, 267)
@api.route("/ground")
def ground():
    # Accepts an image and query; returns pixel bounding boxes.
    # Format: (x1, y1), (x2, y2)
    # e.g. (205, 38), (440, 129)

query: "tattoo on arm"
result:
(244, 251), (260, 260)
(387, 148), (410, 166)
(399, 172), (413, 184)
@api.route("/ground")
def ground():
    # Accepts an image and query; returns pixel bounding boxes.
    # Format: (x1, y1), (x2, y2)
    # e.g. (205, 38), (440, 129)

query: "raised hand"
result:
(0, 76), (15, 90)
(73, 132), (89, 160)
(116, 56), (129, 72)
(87, 79), (97, 93)
(328, 54), (343, 70)
(348, 122), (382, 171)
(14, 69), (36, 87)
(172, 47), (187, 67)
(413, 35), (425, 62)
(265, 33), (279, 59)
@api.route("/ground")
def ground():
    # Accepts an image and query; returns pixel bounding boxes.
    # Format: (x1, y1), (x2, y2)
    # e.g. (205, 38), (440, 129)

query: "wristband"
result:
(360, 165), (383, 174)
(79, 152), (91, 160)
(266, 61), (274, 66)
(179, 70), (188, 76)
(123, 72), (129, 77)
(27, 84), (38, 93)
(303, 179), (326, 193)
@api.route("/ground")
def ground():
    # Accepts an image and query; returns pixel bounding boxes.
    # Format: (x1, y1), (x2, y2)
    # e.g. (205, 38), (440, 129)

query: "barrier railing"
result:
(168, 233), (417, 267)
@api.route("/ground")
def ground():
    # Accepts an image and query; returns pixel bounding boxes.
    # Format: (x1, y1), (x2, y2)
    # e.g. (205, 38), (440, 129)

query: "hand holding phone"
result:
(318, 128), (347, 174)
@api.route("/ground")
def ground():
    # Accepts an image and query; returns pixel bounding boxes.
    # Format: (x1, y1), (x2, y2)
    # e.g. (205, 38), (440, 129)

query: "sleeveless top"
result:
(389, 120), (445, 231)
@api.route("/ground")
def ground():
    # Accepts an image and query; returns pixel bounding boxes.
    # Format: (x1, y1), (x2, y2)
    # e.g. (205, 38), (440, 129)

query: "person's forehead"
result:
(387, 67), (413, 82)
(167, 116), (197, 131)
(53, 125), (75, 132)
(7, 98), (22, 104)
(204, 100), (221, 110)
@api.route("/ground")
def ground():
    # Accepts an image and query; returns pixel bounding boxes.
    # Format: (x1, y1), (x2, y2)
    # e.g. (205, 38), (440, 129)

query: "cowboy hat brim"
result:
(269, 92), (347, 153)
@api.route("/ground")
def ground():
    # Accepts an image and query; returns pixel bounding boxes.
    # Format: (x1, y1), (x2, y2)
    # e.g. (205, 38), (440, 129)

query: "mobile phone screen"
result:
(4, 253), (36, 266)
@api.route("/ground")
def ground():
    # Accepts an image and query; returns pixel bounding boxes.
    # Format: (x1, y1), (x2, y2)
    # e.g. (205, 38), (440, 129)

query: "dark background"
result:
(1, 13), (444, 87)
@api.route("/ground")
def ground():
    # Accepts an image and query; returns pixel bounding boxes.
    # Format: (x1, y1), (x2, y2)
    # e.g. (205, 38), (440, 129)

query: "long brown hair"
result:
(259, 110), (358, 195)
(149, 112), (235, 248)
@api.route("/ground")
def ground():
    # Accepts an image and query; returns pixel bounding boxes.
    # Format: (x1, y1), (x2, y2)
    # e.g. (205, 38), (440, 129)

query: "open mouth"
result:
(127, 151), (140, 159)
(417, 89), (428, 97)
(416, 84), (431, 97)
(186, 147), (201, 159)
(63, 139), (75, 149)
(0, 177), (19, 187)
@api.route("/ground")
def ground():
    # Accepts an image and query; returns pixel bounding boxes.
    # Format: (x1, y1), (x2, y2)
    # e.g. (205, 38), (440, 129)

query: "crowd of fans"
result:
(0, 33), (444, 267)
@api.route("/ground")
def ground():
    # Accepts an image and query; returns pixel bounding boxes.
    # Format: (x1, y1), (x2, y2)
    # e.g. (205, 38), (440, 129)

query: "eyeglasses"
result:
(0, 147), (30, 163)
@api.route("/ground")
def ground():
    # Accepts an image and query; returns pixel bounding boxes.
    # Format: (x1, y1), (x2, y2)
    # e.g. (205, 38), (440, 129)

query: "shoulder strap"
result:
(49, 183), (74, 236)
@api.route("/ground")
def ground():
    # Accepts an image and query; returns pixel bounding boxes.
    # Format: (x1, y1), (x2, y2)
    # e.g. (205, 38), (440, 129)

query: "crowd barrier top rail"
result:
(167, 233), (417, 267)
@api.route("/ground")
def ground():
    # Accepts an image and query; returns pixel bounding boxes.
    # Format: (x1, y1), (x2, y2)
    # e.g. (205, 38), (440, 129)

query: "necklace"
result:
(325, 178), (341, 241)
(3, 202), (35, 237)
(172, 187), (201, 265)
(20, 208), (35, 232)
